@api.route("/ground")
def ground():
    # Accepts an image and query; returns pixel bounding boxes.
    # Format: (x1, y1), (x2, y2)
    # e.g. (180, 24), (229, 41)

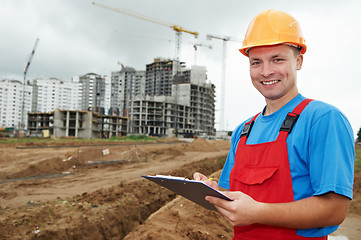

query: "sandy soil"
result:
(0, 139), (359, 239)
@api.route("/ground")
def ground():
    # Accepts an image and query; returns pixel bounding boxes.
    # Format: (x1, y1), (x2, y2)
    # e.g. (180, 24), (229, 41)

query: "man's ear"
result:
(296, 54), (303, 70)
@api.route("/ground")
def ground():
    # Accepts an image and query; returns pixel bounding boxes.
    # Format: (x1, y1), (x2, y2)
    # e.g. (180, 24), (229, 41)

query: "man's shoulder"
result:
(308, 99), (338, 110)
(305, 99), (346, 119)
(300, 99), (352, 135)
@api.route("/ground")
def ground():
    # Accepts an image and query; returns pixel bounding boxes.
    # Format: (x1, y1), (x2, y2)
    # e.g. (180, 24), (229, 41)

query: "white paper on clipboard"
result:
(142, 175), (232, 211)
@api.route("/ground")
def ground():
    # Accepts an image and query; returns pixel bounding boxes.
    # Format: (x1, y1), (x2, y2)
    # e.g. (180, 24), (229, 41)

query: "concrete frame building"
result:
(28, 109), (128, 139)
(114, 58), (216, 137)
(130, 95), (197, 137)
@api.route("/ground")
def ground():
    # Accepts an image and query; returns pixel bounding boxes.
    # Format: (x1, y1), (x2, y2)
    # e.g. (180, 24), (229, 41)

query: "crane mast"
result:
(206, 34), (230, 131)
(20, 38), (39, 131)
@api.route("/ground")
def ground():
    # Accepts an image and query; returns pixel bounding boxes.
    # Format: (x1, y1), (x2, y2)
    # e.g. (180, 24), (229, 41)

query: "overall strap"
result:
(239, 112), (260, 144)
(277, 99), (313, 141)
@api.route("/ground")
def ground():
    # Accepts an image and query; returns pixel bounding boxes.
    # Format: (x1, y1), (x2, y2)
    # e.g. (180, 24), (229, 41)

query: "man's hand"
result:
(193, 172), (220, 190)
(206, 191), (261, 226)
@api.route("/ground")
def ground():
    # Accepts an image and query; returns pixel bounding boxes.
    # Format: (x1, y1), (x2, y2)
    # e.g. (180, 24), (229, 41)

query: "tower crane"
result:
(206, 34), (240, 131)
(21, 38), (39, 131)
(92, 2), (199, 70)
(115, 31), (212, 65)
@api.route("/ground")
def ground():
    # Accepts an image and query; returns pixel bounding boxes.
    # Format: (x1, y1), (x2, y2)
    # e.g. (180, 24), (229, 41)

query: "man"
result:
(194, 9), (355, 239)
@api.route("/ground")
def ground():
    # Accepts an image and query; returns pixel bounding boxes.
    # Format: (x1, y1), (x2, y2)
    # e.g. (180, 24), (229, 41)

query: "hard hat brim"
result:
(239, 41), (307, 57)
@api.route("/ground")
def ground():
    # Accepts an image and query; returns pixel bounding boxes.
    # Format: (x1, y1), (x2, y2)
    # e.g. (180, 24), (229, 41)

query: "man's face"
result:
(248, 44), (303, 102)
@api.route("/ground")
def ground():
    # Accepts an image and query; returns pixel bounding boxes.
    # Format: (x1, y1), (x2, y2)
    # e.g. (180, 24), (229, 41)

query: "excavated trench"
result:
(1, 155), (226, 240)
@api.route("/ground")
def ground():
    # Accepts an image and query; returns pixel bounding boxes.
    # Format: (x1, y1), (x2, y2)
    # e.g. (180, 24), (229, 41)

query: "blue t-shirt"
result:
(219, 94), (355, 237)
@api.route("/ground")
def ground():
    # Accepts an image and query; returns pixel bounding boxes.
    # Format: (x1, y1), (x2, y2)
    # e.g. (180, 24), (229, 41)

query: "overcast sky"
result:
(1, 0), (360, 138)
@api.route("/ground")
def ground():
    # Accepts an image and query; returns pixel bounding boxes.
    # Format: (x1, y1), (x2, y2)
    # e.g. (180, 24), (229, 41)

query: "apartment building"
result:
(32, 78), (76, 113)
(78, 73), (110, 112)
(145, 58), (182, 96)
(111, 67), (145, 116)
(0, 79), (33, 128)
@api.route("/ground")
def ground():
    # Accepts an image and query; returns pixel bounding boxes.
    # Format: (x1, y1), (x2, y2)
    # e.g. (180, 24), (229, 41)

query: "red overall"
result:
(230, 99), (327, 240)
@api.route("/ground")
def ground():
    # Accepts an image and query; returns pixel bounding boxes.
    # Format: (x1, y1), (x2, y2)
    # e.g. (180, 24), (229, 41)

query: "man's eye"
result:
(251, 61), (260, 66)
(274, 58), (284, 63)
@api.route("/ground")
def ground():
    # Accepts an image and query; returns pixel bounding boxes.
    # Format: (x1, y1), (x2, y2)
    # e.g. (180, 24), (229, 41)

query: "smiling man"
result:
(249, 44), (302, 113)
(194, 9), (355, 239)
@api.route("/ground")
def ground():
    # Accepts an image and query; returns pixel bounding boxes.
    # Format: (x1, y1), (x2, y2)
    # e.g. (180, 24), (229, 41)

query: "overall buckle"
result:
(280, 113), (299, 133)
(241, 121), (254, 138)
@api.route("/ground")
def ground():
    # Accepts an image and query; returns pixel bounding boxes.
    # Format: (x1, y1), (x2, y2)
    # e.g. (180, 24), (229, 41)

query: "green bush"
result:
(109, 135), (157, 142)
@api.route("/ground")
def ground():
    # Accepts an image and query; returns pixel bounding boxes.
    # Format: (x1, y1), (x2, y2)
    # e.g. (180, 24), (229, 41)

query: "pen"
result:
(204, 178), (213, 181)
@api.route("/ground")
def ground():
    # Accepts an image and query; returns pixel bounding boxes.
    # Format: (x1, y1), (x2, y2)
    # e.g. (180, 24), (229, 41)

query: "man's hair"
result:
(284, 43), (302, 57)
(285, 45), (301, 58)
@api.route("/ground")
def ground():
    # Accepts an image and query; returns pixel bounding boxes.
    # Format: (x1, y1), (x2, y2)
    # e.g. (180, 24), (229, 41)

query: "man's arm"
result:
(206, 191), (350, 229)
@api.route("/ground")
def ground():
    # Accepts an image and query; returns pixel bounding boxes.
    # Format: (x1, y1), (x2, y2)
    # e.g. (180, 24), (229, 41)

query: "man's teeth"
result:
(262, 80), (279, 85)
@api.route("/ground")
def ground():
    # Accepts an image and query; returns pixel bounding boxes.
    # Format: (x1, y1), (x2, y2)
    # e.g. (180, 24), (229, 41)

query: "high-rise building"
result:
(172, 66), (216, 134)
(32, 78), (74, 113)
(0, 79), (33, 128)
(145, 58), (182, 96)
(103, 75), (111, 115)
(111, 67), (145, 116)
(69, 76), (83, 111)
(31, 77), (85, 113)
(78, 73), (110, 113)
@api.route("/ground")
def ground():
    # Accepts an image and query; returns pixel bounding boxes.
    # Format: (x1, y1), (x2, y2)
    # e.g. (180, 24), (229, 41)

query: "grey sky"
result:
(1, 0), (360, 137)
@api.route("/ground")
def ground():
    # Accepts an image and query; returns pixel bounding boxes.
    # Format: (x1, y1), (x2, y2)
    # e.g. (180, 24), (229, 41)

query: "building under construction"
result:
(27, 109), (128, 139)
(112, 58), (216, 137)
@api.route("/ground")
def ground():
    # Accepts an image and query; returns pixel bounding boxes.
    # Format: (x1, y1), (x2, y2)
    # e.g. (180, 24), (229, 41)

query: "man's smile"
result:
(261, 80), (280, 85)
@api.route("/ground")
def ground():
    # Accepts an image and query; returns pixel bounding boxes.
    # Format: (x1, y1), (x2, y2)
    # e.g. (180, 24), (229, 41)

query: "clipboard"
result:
(142, 175), (232, 211)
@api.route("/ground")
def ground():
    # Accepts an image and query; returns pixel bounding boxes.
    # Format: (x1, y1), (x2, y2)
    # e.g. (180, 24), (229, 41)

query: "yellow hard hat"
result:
(239, 9), (307, 56)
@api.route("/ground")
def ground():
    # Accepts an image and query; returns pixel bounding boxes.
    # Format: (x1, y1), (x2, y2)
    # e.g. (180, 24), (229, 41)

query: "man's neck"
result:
(264, 91), (299, 116)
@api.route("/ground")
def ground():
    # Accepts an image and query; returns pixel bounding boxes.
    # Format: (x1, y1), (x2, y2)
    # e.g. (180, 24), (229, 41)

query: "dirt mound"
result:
(0, 140), (227, 180)
(0, 155), (227, 239)
(124, 170), (233, 240)
(124, 196), (233, 240)
(6, 156), (74, 179)
(183, 139), (230, 152)
(147, 147), (185, 162)
(0, 145), (150, 180)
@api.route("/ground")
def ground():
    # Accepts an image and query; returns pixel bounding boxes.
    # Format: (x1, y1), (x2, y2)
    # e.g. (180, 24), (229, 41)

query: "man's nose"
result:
(261, 62), (274, 78)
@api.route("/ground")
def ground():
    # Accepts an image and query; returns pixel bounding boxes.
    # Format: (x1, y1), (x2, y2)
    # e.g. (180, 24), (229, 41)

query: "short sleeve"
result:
(308, 109), (355, 199)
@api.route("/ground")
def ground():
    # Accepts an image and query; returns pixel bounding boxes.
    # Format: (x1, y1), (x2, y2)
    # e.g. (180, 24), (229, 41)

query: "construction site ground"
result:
(0, 139), (360, 240)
